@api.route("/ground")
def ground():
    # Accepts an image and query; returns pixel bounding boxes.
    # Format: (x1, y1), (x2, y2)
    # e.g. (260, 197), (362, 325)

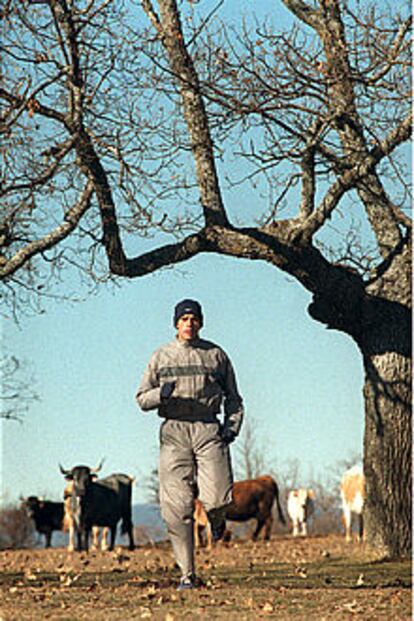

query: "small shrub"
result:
(133, 523), (167, 546)
(0, 504), (35, 549)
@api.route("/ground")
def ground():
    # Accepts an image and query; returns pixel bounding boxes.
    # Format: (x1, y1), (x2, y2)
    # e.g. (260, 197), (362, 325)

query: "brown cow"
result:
(193, 498), (212, 550)
(224, 475), (286, 541)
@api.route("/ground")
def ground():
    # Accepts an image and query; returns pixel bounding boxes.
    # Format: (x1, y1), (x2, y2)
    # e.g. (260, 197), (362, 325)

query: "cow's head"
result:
(21, 496), (43, 519)
(59, 460), (104, 497)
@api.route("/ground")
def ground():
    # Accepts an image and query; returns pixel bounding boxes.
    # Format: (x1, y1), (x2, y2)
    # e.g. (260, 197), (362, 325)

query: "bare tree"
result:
(1, 355), (38, 422)
(144, 467), (160, 505)
(277, 458), (302, 493)
(234, 417), (268, 480)
(0, 1), (411, 557)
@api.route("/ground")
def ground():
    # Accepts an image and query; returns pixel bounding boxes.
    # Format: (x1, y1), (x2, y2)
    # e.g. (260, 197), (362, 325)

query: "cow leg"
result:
(124, 518), (135, 551)
(101, 527), (110, 551)
(45, 530), (52, 548)
(76, 529), (82, 551)
(194, 523), (200, 549)
(252, 519), (265, 541)
(127, 529), (135, 550)
(78, 525), (89, 552)
(84, 528), (90, 552)
(343, 507), (352, 542)
(68, 523), (75, 552)
(108, 526), (116, 550)
(292, 520), (299, 537)
(91, 527), (100, 551)
(206, 522), (212, 550)
(301, 521), (308, 537)
(358, 513), (364, 542)
(264, 516), (273, 540)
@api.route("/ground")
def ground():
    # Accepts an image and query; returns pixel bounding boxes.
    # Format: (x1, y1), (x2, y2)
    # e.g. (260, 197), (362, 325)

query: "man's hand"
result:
(160, 381), (176, 401)
(220, 428), (236, 445)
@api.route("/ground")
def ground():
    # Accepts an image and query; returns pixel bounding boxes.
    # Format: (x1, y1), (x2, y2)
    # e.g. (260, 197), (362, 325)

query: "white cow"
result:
(340, 465), (365, 542)
(287, 488), (315, 537)
(63, 482), (109, 552)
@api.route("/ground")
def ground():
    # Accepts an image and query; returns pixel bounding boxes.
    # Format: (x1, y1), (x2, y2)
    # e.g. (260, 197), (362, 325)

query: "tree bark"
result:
(359, 241), (412, 557)
(363, 347), (411, 557)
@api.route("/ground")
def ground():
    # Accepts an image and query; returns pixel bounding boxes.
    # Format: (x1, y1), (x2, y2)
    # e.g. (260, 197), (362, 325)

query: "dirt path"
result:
(0, 535), (411, 619)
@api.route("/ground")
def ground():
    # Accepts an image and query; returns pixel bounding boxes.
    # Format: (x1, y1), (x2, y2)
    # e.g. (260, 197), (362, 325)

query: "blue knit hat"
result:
(173, 299), (203, 326)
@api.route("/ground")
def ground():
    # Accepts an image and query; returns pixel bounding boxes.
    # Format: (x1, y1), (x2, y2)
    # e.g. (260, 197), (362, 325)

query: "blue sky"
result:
(1, 251), (364, 505)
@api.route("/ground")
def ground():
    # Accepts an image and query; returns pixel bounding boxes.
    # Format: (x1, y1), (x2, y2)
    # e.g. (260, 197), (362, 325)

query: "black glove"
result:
(160, 381), (176, 401)
(220, 428), (236, 445)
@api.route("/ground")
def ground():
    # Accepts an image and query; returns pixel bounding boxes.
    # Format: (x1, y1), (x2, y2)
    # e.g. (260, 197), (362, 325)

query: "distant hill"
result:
(36, 504), (166, 549)
(132, 503), (167, 544)
(133, 503), (165, 530)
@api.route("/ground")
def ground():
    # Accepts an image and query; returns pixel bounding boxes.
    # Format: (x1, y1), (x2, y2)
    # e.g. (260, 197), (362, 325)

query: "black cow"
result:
(22, 496), (64, 548)
(59, 462), (135, 552)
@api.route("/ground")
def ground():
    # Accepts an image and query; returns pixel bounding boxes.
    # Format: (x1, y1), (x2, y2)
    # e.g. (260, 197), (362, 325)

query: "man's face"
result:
(176, 313), (201, 342)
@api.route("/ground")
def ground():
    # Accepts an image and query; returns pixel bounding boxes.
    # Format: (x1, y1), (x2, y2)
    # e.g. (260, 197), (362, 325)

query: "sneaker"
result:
(177, 577), (195, 591)
(210, 518), (226, 542)
(177, 575), (205, 591)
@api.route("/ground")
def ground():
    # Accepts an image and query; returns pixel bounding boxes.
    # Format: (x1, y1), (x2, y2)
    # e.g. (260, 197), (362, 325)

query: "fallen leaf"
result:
(60, 573), (81, 587)
(295, 566), (307, 578)
(342, 599), (363, 613)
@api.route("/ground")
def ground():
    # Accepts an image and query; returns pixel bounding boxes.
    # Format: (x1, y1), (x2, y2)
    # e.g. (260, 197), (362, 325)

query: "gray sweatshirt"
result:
(136, 337), (244, 436)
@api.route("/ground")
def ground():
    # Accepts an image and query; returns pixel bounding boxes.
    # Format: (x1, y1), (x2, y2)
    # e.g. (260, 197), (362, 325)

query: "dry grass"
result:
(0, 534), (411, 620)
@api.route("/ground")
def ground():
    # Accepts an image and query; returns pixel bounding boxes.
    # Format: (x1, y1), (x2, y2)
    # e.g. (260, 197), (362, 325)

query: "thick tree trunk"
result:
(362, 347), (412, 558)
(306, 238), (412, 558)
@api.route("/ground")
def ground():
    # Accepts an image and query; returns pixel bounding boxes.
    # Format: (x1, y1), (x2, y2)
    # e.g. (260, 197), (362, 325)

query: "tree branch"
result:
(363, 16), (412, 85)
(299, 137), (317, 219)
(1, 136), (77, 197)
(281, 0), (322, 30)
(149, 0), (229, 227)
(116, 231), (206, 277)
(0, 181), (94, 280)
(301, 117), (412, 240)
(370, 113), (412, 166)
(294, 0), (405, 253)
(0, 87), (67, 126)
(141, 0), (164, 37)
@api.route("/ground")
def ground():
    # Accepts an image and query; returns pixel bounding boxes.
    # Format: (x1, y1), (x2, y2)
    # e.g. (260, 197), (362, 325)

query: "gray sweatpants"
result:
(159, 419), (233, 579)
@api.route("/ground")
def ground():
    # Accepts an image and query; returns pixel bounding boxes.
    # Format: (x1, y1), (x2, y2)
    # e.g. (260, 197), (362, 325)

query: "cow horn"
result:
(90, 458), (104, 473)
(59, 464), (71, 476)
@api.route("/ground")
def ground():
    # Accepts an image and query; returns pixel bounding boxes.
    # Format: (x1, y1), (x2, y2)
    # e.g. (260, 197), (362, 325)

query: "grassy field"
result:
(0, 534), (411, 620)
